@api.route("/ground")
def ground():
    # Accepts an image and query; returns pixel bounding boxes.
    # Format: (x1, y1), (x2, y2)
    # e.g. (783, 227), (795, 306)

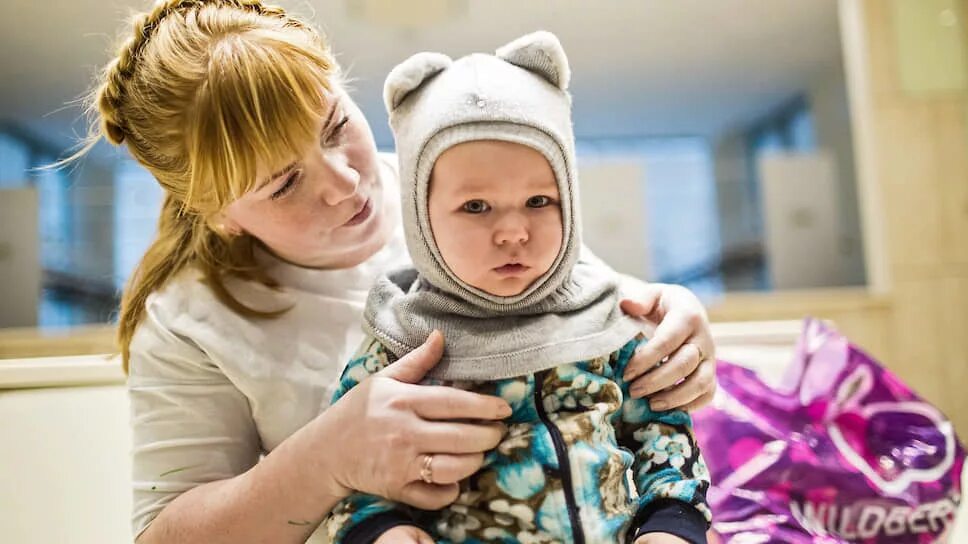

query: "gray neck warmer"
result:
(365, 31), (642, 380)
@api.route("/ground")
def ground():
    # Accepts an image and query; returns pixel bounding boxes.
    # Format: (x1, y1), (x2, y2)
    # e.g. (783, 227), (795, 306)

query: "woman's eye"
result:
(461, 200), (490, 214)
(270, 170), (301, 200)
(526, 195), (553, 208)
(324, 115), (350, 145)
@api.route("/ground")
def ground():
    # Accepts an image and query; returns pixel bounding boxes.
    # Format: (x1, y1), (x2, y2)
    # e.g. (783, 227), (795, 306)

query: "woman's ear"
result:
(211, 212), (243, 237)
(384, 52), (453, 113)
(495, 31), (570, 91)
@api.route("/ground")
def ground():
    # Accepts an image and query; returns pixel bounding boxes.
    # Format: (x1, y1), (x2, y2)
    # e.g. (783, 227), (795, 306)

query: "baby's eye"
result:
(526, 195), (554, 208)
(462, 200), (490, 214)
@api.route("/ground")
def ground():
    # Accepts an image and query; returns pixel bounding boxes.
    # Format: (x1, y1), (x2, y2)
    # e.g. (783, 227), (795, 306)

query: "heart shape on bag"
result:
(827, 367), (956, 496)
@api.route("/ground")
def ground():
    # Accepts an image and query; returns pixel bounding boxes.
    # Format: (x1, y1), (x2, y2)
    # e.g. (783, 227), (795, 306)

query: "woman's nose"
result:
(317, 152), (360, 206)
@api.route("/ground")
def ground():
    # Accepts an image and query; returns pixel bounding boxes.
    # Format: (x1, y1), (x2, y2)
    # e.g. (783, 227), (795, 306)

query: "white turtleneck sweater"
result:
(127, 155), (410, 540)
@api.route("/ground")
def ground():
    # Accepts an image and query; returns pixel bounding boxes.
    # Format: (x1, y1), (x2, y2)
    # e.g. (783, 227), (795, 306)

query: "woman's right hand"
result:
(317, 331), (511, 510)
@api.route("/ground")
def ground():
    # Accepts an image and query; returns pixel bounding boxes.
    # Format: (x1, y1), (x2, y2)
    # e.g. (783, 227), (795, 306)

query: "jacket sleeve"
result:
(320, 337), (422, 544)
(610, 338), (712, 544)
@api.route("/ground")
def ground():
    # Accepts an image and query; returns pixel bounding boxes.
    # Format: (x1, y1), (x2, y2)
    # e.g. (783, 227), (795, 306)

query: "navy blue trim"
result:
(629, 499), (708, 544)
(535, 371), (585, 544)
(342, 511), (418, 544)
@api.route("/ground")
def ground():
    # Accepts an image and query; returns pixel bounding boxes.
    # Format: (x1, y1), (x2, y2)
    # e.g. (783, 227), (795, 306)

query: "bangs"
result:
(186, 28), (336, 211)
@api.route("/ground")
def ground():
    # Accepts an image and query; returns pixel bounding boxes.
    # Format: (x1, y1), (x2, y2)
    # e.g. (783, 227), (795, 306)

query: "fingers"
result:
(405, 384), (512, 421)
(623, 312), (694, 382)
(619, 295), (659, 320)
(629, 341), (703, 398)
(418, 421), (506, 454)
(680, 389), (716, 413)
(408, 452), (485, 485)
(396, 480), (461, 510)
(621, 282), (714, 386)
(416, 529), (436, 544)
(378, 330), (445, 384)
(638, 354), (717, 411)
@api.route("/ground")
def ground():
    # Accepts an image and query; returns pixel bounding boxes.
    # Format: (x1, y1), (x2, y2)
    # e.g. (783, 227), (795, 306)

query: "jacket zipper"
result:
(534, 371), (585, 544)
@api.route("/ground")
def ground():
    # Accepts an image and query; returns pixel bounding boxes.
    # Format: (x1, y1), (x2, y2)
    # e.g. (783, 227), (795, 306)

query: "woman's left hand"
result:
(620, 283), (716, 412)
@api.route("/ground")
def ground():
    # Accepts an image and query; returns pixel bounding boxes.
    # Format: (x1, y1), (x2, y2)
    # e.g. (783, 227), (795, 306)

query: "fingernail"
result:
(651, 400), (668, 411)
(634, 380), (654, 393)
(498, 404), (512, 417)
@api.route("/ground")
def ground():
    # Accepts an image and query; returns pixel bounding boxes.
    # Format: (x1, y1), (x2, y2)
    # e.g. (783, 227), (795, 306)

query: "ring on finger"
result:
(691, 343), (706, 363)
(419, 454), (434, 484)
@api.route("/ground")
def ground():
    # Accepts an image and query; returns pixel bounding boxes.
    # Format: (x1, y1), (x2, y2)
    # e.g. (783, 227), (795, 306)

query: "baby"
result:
(323, 32), (711, 544)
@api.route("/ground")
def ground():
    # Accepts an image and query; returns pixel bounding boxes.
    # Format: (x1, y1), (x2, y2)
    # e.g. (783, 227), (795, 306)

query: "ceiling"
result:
(0, 0), (844, 156)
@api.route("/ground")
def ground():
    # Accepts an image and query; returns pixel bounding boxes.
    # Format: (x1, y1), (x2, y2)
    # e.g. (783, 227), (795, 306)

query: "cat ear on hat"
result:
(383, 52), (453, 112)
(495, 31), (570, 91)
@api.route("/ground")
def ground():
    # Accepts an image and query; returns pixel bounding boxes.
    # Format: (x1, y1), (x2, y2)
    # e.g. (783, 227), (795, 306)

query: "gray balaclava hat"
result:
(386, 31), (579, 311)
(364, 32), (642, 380)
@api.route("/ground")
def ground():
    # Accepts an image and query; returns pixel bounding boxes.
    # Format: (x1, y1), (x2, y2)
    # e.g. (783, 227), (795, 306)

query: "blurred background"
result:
(0, 0), (965, 427)
(0, 0), (865, 324)
(1, 2), (967, 541)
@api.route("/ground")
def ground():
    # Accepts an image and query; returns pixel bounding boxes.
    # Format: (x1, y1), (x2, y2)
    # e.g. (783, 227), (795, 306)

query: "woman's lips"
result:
(493, 263), (530, 276)
(343, 198), (373, 227)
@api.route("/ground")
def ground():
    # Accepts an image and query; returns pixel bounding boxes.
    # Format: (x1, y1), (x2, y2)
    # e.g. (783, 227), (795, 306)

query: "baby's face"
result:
(428, 140), (563, 297)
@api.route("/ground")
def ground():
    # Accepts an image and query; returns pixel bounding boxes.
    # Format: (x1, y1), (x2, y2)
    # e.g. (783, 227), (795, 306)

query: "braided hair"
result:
(96, 0), (310, 144)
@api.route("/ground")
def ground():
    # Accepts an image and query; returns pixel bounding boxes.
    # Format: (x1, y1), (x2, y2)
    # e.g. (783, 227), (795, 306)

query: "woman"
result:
(75, 1), (717, 542)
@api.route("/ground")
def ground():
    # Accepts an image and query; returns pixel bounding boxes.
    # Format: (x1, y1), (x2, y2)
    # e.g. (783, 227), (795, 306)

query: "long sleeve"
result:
(610, 339), (712, 544)
(320, 337), (421, 544)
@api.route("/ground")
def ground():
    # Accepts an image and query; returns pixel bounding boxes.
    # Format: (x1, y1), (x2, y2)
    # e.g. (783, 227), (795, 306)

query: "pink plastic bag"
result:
(694, 319), (964, 543)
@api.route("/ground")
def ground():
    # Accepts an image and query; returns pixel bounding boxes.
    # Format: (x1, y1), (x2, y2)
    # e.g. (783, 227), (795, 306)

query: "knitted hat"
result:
(384, 31), (580, 313)
(368, 32), (641, 380)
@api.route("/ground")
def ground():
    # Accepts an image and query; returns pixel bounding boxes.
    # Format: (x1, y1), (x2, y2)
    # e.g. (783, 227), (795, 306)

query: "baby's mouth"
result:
(493, 263), (531, 275)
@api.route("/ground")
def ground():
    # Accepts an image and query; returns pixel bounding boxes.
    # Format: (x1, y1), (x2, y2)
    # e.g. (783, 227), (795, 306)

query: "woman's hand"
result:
(373, 525), (435, 544)
(621, 283), (717, 412)
(318, 331), (511, 510)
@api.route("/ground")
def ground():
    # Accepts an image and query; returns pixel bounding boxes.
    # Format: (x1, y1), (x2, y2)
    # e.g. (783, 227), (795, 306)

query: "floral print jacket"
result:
(321, 336), (711, 544)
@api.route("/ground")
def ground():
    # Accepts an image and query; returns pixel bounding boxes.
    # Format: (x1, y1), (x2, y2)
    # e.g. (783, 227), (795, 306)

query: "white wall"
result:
(578, 160), (651, 280)
(808, 62), (867, 286)
(712, 59), (864, 291)
(579, 138), (722, 295)
(0, 188), (40, 327)
(713, 132), (761, 253)
(758, 152), (848, 289)
(0, 386), (132, 543)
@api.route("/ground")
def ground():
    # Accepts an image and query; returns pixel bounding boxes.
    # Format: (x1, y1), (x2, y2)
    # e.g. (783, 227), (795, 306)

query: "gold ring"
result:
(693, 343), (705, 363)
(420, 454), (434, 484)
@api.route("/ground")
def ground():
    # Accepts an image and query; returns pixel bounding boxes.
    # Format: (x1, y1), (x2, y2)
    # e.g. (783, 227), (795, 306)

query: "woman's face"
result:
(223, 85), (392, 269)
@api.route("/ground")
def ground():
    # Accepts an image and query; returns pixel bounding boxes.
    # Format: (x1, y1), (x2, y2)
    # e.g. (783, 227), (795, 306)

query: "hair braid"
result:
(96, 0), (304, 144)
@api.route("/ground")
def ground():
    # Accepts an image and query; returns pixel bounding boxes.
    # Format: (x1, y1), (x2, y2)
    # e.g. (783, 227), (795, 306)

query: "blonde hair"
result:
(72, 0), (338, 371)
